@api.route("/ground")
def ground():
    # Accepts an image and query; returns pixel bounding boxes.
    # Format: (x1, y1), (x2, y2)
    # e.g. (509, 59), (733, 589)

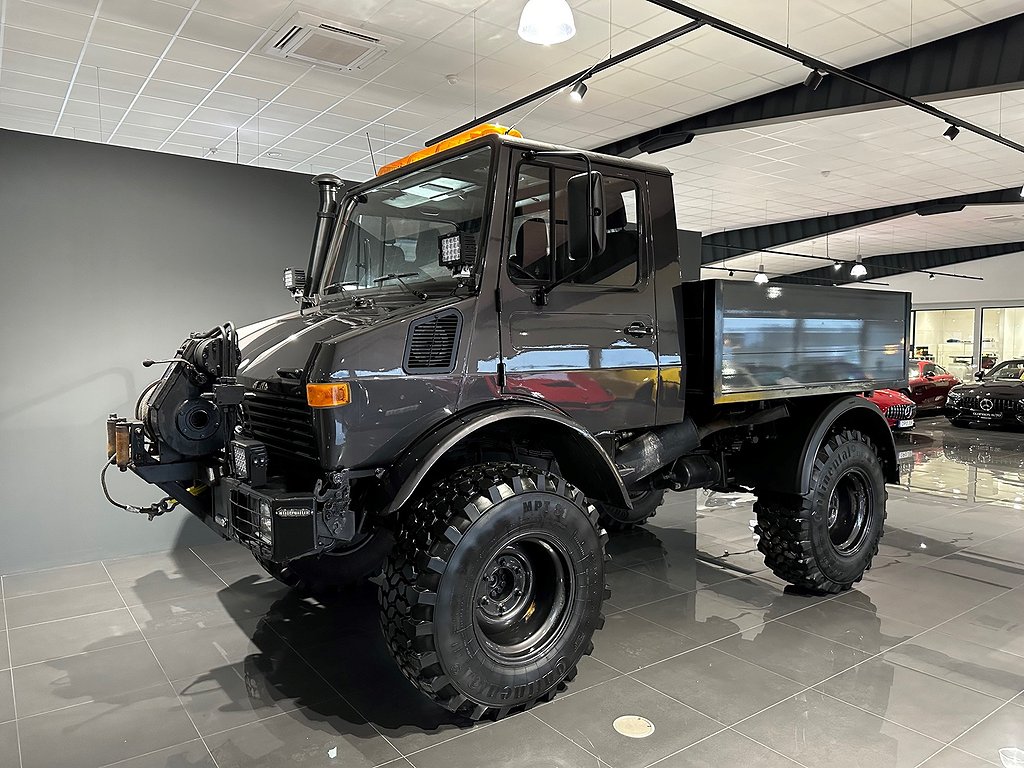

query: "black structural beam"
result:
(598, 12), (1024, 157)
(777, 241), (1024, 285)
(701, 186), (1024, 264)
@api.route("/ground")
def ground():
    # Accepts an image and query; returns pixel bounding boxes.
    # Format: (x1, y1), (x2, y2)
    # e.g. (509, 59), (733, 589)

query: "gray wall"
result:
(0, 129), (320, 574)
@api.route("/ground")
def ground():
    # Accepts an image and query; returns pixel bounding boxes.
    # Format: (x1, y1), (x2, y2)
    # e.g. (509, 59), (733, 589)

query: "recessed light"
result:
(266, 151), (282, 159)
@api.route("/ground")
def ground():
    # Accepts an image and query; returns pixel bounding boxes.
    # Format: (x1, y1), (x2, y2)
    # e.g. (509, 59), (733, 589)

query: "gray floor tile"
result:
(735, 690), (943, 768)
(607, 526), (680, 567)
(604, 566), (685, 609)
(205, 704), (401, 768)
(712, 622), (870, 686)
(533, 676), (721, 768)
(590, 610), (697, 672)
(147, 618), (261, 681)
(884, 630), (1024, 702)
(2, 562), (111, 598)
(658, 728), (803, 767)
(777, 597), (924, 653)
(952, 705), (1024, 762)
(102, 550), (206, 583)
(860, 561), (1008, 608)
(924, 549), (1024, 590)
(0, 672), (13, 724)
(172, 655), (337, 736)
(622, 551), (739, 593)
(189, 540), (255, 567)
(0, 633), (8, 672)
(116, 566), (226, 607)
(917, 747), (999, 767)
(129, 588), (275, 639)
(0, 721), (18, 768)
(13, 641), (166, 718)
(634, 646), (803, 726)
(408, 712), (598, 768)
(4, 582), (126, 629)
(698, 534), (768, 574)
(99, 740), (217, 768)
(818, 658), (1004, 741)
(8, 608), (143, 667)
(941, 589), (1024, 656)
(837, 576), (992, 629)
(16, 682), (198, 768)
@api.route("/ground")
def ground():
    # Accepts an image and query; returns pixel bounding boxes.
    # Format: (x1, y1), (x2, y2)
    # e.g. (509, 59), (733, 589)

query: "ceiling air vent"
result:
(263, 12), (400, 71)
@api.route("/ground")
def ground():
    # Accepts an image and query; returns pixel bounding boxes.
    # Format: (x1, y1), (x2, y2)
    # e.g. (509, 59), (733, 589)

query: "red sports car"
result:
(860, 389), (916, 430)
(905, 359), (961, 411)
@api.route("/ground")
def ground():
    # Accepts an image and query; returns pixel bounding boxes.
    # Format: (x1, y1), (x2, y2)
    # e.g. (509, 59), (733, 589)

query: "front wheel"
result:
(754, 428), (887, 594)
(380, 462), (608, 720)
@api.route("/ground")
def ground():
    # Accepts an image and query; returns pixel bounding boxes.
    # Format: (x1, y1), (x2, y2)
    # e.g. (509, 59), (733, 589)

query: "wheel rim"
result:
(826, 467), (872, 554)
(473, 534), (575, 663)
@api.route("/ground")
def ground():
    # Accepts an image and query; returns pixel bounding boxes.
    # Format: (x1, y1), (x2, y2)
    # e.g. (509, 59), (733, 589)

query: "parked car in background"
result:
(861, 389), (917, 431)
(945, 359), (1024, 429)
(905, 359), (961, 411)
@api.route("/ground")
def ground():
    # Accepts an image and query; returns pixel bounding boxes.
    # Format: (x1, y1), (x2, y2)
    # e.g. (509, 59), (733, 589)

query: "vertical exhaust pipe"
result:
(305, 173), (344, 299)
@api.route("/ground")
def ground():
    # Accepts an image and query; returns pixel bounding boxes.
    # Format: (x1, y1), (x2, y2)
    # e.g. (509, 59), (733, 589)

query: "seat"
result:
(512, 218), (550, 280)
(573, 193), (638, 285)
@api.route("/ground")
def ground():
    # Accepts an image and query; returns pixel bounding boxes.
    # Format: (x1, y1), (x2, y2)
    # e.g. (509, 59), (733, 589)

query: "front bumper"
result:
(211, 479), (319, 563)
(946, 402), (1024, 427)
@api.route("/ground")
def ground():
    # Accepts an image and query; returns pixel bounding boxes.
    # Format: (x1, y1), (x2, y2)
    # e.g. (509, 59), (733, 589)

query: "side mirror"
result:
(567, 171), (606, 263)
(974, 370), (984, 381)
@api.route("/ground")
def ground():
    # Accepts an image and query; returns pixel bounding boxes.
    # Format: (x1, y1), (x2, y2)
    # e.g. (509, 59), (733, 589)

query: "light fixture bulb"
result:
(569, 80), (588, 102)
(850, 256), (867, 278)
(943, 124), (960, 141)
(518, 0), (576, 45)
(832, 261), (841, 271)
(754, 266), (769, 285)
(1019, 184), (1024, 198)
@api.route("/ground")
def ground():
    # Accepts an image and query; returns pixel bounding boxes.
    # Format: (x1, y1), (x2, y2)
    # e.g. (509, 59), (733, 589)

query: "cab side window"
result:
(509, 163), (642, 288)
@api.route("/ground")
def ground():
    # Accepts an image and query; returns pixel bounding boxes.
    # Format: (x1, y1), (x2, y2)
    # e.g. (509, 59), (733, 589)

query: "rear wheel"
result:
(380, 461), (608, 720)
(595, 488), (666, 531)
(255, 530), (394, 594)
(754, 428), (886, 594)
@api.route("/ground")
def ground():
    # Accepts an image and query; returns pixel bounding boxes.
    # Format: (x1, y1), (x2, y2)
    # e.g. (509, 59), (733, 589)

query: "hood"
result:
(863, 389), (913, 408)
(236, 294), (458, 381)
(951, 379), (1024, 399)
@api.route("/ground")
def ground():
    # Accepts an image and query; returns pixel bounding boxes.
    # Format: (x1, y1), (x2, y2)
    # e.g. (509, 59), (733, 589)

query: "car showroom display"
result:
(945, 359), (1024, 429)
(103, 126), (909, 721)
(905, 358), (961, 411)
(862, 389), (916, 430)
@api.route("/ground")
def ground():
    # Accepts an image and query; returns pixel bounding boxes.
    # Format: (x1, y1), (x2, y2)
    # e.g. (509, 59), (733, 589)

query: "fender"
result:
(381, 401), (630, 515)
(744, 395), (899, 496)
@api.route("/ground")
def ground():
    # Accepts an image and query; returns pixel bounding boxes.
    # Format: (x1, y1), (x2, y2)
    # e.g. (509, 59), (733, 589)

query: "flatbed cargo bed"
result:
(680, 280), (911, 404)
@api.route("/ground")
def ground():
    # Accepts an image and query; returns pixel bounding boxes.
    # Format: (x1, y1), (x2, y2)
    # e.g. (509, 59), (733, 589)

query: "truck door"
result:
(496, 155), (659, 432)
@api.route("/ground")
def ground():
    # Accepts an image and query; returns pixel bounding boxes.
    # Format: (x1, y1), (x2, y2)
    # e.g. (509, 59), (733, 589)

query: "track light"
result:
(833, 261), (842, 271)
(754, 265), (769, 285)
(929, 273), (936, 280)
(850, 254), (867, 278)
(518, 0), (576, 45)
(1019, 184), (1024, 198)
(803, 69), (826, 90)
(728, 270), (735, 277)
(569, 80), (588, 103)
(943, 124), (960, 141)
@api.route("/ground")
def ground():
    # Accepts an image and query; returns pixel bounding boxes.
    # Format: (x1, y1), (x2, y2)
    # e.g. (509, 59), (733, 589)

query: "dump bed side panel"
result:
(678, 280), (911, 404)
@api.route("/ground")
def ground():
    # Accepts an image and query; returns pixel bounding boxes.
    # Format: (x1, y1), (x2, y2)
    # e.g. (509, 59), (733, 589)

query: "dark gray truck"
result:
(104, 130), (910, 719)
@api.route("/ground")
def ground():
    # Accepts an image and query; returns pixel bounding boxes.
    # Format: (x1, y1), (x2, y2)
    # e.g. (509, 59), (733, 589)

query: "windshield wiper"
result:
(373, 272), (428, 300)
(320, 281), (358, 295)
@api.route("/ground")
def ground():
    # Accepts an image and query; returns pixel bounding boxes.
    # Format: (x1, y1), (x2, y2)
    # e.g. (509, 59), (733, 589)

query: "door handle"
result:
(623, 321), (654, 338)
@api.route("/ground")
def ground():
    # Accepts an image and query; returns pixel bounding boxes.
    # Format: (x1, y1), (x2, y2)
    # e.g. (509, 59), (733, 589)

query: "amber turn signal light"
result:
(306, 382), (350, 408)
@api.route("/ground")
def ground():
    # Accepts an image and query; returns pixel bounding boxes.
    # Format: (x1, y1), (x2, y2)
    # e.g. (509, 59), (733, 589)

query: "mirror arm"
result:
(524, 151), (597, 304)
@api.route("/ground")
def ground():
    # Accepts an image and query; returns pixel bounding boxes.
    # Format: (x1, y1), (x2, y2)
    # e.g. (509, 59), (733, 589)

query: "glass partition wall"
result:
(981, 307), (1024, 369)
(912, 308), (977, 381)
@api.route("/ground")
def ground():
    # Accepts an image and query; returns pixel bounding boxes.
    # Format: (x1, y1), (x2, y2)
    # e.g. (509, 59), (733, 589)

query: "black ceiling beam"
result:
(598, 12), (1024, 158)
(701, 186), (1024, 265)
(776, 241), (1024, 285)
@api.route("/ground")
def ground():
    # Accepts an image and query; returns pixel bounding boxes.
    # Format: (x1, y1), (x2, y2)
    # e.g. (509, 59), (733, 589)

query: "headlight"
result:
(947, 389), (962, 401)
(259, 499), (272, 544)
(232, 444), (248, 479)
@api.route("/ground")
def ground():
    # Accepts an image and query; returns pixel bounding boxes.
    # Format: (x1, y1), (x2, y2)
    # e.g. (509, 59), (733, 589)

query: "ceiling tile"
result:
(5, 0), (94, 40)
(99, 0), (191, 34)
(2, 25), (84, 61)
(178, 12), (263, 52)
(152, 59), (226, 89)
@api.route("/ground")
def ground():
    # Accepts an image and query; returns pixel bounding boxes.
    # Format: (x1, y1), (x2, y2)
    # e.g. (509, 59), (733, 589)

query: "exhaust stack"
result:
(305, 173), (344, 299)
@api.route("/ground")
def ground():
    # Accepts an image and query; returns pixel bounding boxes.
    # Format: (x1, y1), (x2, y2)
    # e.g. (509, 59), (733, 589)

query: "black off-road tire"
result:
(255, 530), (394, 594)
(379, 461), (609, 720)
(754, 428), (887, 594)
(596, 488), (666, 531)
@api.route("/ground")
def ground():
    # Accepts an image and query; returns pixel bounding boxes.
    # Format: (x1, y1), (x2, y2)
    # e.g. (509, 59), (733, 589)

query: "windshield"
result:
(321, 147), (493, 296)
(989, 361), (1024, 380)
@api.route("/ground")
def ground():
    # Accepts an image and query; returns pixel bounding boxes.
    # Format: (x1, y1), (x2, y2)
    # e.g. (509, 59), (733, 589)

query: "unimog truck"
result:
(104, 125), (909, 720)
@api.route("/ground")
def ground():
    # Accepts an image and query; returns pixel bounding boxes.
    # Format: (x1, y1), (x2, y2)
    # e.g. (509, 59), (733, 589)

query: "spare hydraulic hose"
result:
(100, 456), (178, 521)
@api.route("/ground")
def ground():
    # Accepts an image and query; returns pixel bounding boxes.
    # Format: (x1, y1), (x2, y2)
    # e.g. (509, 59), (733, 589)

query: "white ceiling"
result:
(1, 0), (1023, 274)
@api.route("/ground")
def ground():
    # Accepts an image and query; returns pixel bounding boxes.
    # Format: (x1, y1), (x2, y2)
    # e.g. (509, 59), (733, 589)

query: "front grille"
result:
(229, 489), (266, 552)
(242, 391), (317, 461)
(884, 403), (916, 420)
(955, 396), (1019, 413)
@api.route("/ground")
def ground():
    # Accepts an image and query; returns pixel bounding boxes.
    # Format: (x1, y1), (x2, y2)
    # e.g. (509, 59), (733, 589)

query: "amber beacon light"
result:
(306, 382), (351, 408)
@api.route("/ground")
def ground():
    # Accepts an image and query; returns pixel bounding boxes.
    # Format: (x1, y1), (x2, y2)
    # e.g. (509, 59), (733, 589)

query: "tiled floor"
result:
(2, 418), (1024, 768)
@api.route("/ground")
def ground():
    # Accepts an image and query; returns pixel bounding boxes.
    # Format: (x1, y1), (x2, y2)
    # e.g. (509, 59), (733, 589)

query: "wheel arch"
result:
(741, 395), (899, 496)
(380, 402), (630, 515)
